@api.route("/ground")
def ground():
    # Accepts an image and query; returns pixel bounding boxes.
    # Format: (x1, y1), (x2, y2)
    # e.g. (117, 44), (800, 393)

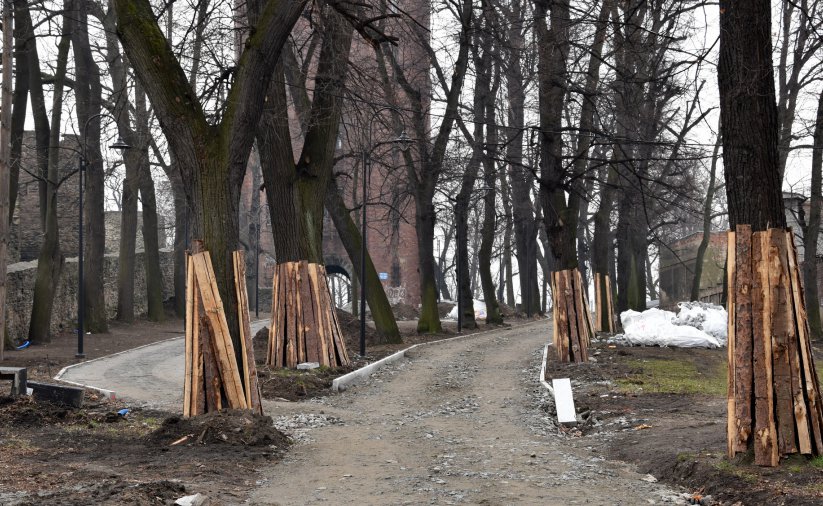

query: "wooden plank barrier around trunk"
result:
(267, 261), (351, 369)
(550, 268), (592, 363)
(183, 248), (262, 417)
(594, 272), (616, 333)
(727, 226), (823, 465)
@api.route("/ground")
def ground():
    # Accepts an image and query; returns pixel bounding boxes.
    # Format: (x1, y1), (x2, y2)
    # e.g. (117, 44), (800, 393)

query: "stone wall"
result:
(5, 249), (174, 341)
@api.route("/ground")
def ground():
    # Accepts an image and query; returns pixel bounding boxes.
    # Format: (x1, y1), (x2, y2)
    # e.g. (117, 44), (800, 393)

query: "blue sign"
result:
(378, 272), (389, 280)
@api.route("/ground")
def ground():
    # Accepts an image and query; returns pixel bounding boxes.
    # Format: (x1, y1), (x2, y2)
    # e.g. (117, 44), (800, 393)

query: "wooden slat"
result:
(308, 264), (330, 367)
(275, 263), (287, 366)
(576, 269), (594, 346)
(788, 232), (823, 452)
(594, 273), (602, 333)
(571, 270), (589, 360)
(752, 231), (779, 466)
(233, 251), (263, 414)
(733, 225), (753, 453)
(605, 274), (615, 332)
(784, 231), (812, 454)
(322, 266), (341, 366)
(555, 271), (571, 362)
(200, 314), (221, 412)
(551, 272), (559, 347)
(274, 265), (280, 366)
(726, 230), (736, 457)
(286, 263), (298, 368)
(191, 251), (248, 409)
(769, 229), (797, 455)
(326, 266), (350, 365)
(184, 254), (195, 417)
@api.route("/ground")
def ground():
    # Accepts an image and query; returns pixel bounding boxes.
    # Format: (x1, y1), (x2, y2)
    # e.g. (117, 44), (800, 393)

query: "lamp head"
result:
(394, 130), (413, 152)
(109, 137), (132, 154)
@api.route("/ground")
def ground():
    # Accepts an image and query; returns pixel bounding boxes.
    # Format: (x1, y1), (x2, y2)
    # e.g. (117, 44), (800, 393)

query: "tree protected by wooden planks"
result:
(267, 262), (350, 369)
(726, 227), (823, 465)
(183, 248), (262, 417)
(593, 273), (616, 333)
(550, 268), (593, 363)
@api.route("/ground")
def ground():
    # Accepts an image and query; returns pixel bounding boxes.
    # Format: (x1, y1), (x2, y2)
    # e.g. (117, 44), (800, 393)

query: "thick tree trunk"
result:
(415, 195), (442, 333)
(480, 97), (502, 325)
(29, 10), (70, 344)
(136, 86), (165, 321)
(8, 0), (29, 225)
(592, 163), (617, 329)
(803, 88), (823, 339)
(0, 0), (12, 355)
(718, 0), (786, 231)
(116, 148), (139, 322)
(325, 179), (401, 343)
(74, 0), (108, 333)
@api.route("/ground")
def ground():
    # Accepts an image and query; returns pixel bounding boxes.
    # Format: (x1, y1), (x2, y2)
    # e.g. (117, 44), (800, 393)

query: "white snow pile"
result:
(611, 301), (727, 348)
(446, 299), (487, 320)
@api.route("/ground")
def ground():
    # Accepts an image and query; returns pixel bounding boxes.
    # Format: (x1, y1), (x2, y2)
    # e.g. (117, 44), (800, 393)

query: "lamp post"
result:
(360, 108), (412, 357)
(76, 114), (130, 358)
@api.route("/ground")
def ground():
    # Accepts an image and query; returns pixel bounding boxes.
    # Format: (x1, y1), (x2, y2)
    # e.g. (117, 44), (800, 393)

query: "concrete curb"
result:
(53, 319), (269, 401)
(332, 319), (544, 392)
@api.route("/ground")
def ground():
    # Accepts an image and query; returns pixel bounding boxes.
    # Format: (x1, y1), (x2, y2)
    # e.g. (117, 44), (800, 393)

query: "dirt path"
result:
(253, 322), (685, 505)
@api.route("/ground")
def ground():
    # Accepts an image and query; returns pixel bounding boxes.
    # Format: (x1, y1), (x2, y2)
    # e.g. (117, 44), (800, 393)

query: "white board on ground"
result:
(552, 378), (576, 424)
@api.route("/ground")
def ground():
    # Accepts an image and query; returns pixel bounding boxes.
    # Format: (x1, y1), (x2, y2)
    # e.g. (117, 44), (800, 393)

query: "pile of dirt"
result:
(257, 365), (352, 401)
(16, 479), (188, 506)
(253, 326), (270, 365)
(0, 395), (91, 427)
(391, 302), (419, 320)
(146, 410), (290, 448)
(438, 301), (455, 318)
(335, 309), (380, 343)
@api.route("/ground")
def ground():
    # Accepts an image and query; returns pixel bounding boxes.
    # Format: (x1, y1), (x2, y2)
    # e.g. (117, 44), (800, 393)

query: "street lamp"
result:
(360, 107), (412, 358)
(77, 116), (131, 358)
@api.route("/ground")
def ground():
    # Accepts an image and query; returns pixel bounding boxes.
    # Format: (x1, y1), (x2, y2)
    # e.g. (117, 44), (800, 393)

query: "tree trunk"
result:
(500, 167), (515, 307)
(8, 0), (29, 225)
(29, 8), (70, 344)
(74, 0), (108, 333)
(136, 85), (165, 321)
(480, 94), (502, 325)
(0, 0), (12, 355)
(415, 194), (442, 333)
(803, 88), (823, 340)
(691, 132), (721, 301)
(718, 0), (786, 230)
(116, 145), (139, 322)
(325, 179), (401, 343)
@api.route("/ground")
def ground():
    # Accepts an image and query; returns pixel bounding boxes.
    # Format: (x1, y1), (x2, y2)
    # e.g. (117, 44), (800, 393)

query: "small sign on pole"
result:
(378, 272), (388, 280)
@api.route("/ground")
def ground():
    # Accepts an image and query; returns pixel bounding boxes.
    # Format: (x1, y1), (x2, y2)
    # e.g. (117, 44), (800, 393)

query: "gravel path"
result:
(253, 321), (686, 505)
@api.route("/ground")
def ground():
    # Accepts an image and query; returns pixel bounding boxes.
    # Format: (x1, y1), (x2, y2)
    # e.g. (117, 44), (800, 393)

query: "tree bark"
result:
(0, 0), (12, 355)
(480, 85), (502, 324)
(29, 7), (70, 344)
(116, 0), (308, 370)
(8, 0), (28, 226)
(803, 88), (823, 339)
(718, 0), (786, 230)
(136, 84), (165, 321)
(691, 132), (722, 301)
(325, 179), (401, 343)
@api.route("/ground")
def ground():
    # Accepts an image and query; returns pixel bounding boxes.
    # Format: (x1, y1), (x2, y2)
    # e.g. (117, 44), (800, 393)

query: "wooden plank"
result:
(308, 264), (330, 367)
(551, 272), (559, 347)
(191, 251), (248, 409)
(294, 261), (306, 364)
(184, 254), (195, 417)
(275, 263), (287, 367)
(734, 225), (754, 453)
(605, 274), (615, 332)
(325, 265), (350, 366)
(556, 271), (573, 362)
(552, 378), (577, 425)
(752, 231), (779, 466)
(572, 270), (589, 360)
(274, 265), (280, 367)
(726, 231), (736, 457)
(594, 273), (602, 333)
(297, 261), (318, 363)
(200, 314), (221, 412)
(233, 251), (263, 414)
(576, 269), (594, 346)
(784, 231), (812, 454)
(788, 233), (823, 452)
(286, 262), (298, 368)
(769, 229), (797, 454)
(192, 282), (204, 416)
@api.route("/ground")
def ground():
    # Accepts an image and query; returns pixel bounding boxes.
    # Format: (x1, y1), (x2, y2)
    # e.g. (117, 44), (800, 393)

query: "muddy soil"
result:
(0, 395), (288, 505)
(545, 338), (823, 505)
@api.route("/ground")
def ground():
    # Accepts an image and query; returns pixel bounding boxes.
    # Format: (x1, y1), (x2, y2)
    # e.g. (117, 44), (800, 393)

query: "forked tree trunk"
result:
(28, 8), (70, 344)
(0, 0), (13, 356)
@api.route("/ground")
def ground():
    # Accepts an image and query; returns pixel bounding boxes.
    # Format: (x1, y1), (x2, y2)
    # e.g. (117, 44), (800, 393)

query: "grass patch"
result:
(810, 456), (823, 469)
(616, 358), (726, 395)
(714, 460), (758, 483)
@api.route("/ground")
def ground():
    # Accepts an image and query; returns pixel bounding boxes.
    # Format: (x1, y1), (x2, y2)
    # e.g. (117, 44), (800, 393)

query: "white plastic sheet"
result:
(613, 302), (727, 348)
(446, 299), (487, 320)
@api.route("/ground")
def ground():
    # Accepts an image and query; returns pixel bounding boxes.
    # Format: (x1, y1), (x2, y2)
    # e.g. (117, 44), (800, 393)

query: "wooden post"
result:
(726, 230), (737, 457)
